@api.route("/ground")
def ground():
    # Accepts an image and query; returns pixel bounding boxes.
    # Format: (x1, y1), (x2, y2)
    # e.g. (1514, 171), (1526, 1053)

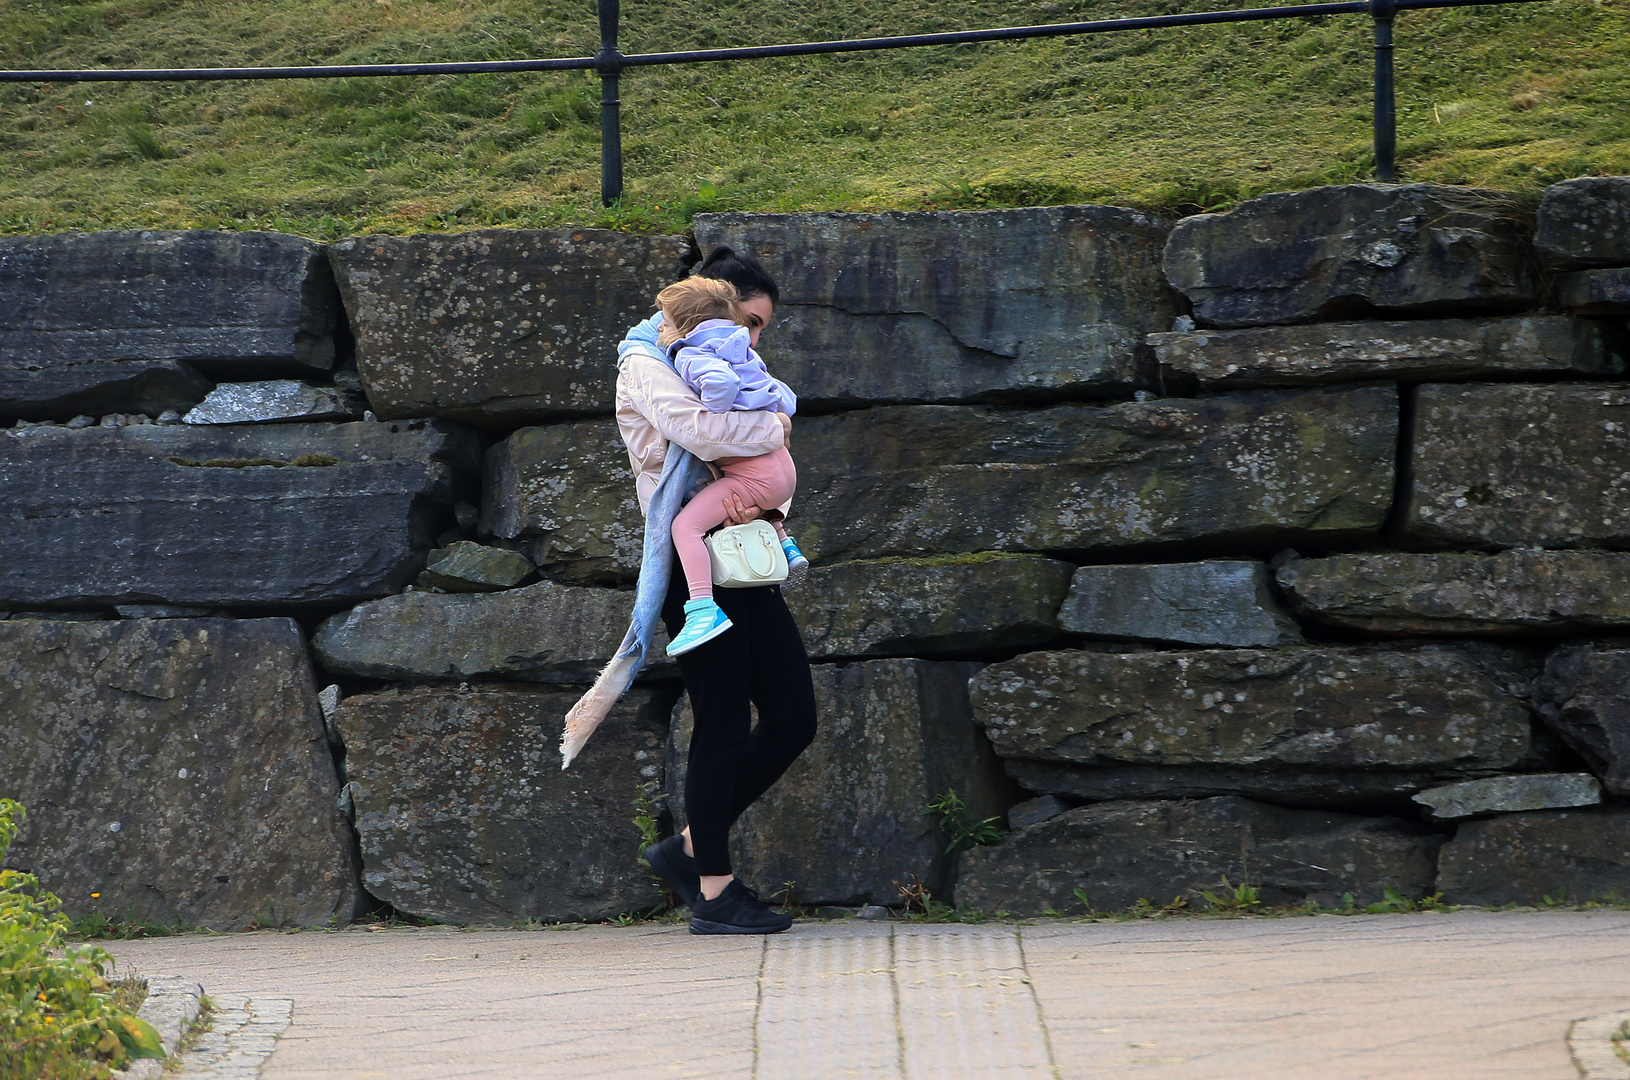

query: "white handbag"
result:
(704, 520), (789, 588)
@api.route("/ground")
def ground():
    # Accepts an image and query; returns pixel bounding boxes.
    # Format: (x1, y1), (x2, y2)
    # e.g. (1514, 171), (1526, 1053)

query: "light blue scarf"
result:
(560, 316), (704, 767)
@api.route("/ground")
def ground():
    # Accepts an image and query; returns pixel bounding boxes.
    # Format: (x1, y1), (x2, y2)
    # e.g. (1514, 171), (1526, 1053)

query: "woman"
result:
(614, 246), (818, 935)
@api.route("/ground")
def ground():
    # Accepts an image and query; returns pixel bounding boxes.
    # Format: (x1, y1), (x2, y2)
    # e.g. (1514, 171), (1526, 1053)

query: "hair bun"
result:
(696, 245), (737, 273)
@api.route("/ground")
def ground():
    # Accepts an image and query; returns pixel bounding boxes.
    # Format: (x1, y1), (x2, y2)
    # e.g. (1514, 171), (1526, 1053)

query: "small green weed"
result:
(924, 789), (1005, 856)
(893, 875), (981, 923)
(772, 881), (813, 919)
(1363, 888), (1452, 914)
(1127, 896), (1190, 919)
(67, 913), (193, 941)
(1200, 878), (1264, 915)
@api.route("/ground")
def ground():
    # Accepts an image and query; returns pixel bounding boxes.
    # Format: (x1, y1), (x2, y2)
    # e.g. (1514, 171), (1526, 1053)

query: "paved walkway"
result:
(105, 910), (1630, 1080)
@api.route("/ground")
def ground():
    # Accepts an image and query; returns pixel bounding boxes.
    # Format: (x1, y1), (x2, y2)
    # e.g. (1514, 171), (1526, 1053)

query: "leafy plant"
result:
(1200, 878), (1263, 914)
(924, 789), (1005, 855)
(1, 800), (167, 1080)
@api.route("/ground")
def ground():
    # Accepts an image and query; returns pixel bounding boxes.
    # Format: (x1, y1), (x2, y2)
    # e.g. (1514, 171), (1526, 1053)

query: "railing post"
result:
(596, 0), (624, 206)
(1370, 0), (1397, 182)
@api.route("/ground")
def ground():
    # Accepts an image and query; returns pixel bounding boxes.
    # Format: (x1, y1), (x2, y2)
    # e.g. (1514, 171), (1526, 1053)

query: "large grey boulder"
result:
(1437, 807), (1630, 905)
(791, 386), (1396, 563)
(1556, 268), (1630, 314)
(694, 207), (1181, 405)
(0, 618), (358, 930)
(1, 357), (212, 423)
(1412, 773), (1601, 823)
(334, 684), (670, 925)
(786, 554), (1073, 659)
(313, 578), (672, 683)
(330, 230), (691, 424)
(1534, 177), (1630, 267)
(1004, 760), (1443, 812)
(485, 388), (1394, 572)
(481, 419), (641, 583)
(1163, 184), (1537, 328)
(1401, 383), (1630, 550)
(957, 797), (1442, 915)
(1058, 561), (1301, 647)
(1148, 316), (1619, 389)
(0, 230), (338, 375)
(970, 645), (1536, 771)
(1535, 643), (1630, 796)
(1276, 550), (1630, 635)
(182, 380), (355, 425)
(0, 419), (479, 607)
(666, 660), (1011, 905)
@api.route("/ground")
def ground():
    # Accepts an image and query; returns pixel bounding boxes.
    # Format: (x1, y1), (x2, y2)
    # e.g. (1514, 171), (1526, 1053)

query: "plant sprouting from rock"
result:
(924, 789), (1005, 855)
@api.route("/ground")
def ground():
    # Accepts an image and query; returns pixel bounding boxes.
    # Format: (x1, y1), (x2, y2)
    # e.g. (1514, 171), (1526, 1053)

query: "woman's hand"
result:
(776, 412), (792, 449)
(720, 491), (763, 526)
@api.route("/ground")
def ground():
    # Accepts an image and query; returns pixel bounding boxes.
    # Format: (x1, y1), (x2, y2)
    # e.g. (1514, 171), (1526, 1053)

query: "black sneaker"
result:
(689, 880), (793, 935)
(643, 835), (701, 908)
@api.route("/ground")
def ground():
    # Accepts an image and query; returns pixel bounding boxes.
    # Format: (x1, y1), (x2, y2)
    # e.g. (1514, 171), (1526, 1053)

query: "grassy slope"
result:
(0, 0), (1627, 238)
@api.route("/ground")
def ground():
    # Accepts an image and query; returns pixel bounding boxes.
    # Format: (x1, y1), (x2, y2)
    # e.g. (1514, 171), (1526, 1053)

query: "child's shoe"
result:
(781, 536), (810, 590)
(667, 598), (734, 656)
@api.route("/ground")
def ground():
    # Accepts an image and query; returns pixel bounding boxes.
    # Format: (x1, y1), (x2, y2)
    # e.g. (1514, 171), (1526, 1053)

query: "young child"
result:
(656, 276), (810, 656)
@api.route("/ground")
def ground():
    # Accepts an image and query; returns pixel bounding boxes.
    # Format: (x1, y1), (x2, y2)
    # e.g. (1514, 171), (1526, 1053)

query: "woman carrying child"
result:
(655, 275), (810, 655)
(613, 247), (818, 935)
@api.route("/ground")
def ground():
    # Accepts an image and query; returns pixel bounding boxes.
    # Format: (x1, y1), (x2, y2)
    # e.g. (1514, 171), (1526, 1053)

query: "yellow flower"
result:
(91, 892), (100, 898)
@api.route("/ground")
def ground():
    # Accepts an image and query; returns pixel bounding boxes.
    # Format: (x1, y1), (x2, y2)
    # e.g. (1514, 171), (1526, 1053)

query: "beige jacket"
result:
(615, 349), (787, 517)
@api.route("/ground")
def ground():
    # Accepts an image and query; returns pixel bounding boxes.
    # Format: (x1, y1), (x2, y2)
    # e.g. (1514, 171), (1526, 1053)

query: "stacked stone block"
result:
(5, 179), (1630, 927)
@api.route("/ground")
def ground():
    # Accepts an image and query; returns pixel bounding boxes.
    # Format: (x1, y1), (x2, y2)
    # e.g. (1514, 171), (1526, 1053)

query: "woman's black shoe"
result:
(643, 835), (702, 908)
(689, 880), (793, 935)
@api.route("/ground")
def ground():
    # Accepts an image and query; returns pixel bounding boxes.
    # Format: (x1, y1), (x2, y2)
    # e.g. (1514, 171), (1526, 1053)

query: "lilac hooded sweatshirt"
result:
(668, 319), (798, 416)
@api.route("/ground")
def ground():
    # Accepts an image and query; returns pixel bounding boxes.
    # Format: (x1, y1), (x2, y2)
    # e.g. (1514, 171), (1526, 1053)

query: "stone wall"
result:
(4, 179), (1630, 926)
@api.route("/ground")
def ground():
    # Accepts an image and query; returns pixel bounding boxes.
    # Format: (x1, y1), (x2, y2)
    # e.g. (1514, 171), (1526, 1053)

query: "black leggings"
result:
(662, 562), (818, 877)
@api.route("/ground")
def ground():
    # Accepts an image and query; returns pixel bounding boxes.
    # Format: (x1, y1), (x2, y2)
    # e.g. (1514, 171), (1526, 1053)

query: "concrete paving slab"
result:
(101, 911), (1630, 1080)
(759, 923), (898, 1079)
(894, 925), (1053, 1080)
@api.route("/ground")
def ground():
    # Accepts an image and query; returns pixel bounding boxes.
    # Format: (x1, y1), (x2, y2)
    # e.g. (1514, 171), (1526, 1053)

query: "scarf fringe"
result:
(560, 651), (640, 769)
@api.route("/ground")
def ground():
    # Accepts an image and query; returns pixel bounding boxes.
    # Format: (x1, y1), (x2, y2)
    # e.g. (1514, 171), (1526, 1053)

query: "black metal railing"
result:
(0, 0), (1550, 206)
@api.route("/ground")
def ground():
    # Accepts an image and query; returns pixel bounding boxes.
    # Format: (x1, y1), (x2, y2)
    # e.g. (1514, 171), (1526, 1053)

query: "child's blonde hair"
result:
(656, 276), (740, 347)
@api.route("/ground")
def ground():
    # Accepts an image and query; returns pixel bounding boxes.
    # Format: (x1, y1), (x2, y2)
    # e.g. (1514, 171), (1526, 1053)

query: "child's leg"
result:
(671, 475), (764, 600)
(718, 446), (796, 509)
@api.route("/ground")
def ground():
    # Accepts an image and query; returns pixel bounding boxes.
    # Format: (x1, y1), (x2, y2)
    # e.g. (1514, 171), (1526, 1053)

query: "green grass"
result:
(1, 0), (1628, 238)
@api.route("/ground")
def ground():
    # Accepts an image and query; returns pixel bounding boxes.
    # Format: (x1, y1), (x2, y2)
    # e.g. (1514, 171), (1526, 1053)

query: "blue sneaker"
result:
(667, 598), (733, 656)
(781, 536), (810, 590)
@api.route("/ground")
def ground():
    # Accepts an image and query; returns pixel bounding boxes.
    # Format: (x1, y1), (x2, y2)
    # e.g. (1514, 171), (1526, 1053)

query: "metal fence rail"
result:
(0, 0), (1552, 206)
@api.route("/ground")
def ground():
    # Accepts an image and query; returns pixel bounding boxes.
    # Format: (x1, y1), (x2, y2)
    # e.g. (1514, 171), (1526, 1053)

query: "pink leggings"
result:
(672, 446), (797, 601)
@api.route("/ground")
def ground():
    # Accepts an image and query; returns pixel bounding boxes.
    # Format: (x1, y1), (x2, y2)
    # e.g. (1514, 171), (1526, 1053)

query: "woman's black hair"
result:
(694, 245), (780, 307)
